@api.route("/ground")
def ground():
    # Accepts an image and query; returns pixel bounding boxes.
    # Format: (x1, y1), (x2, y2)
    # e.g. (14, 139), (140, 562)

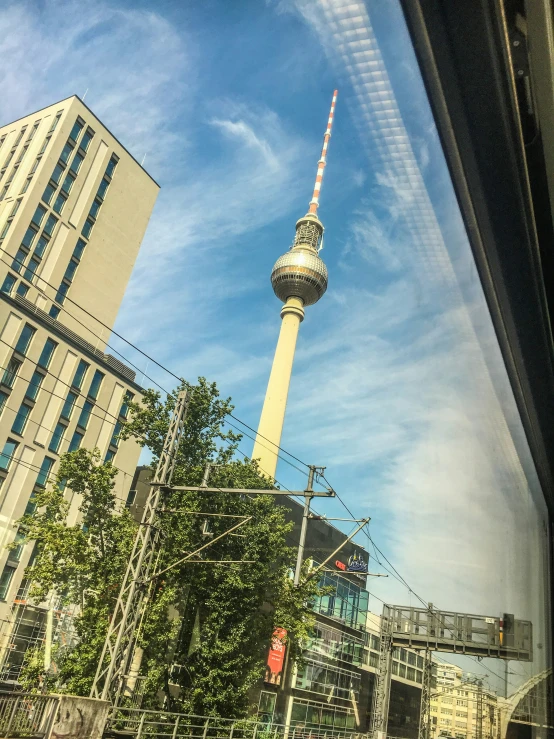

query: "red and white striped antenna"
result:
(308, 89), (338, 215)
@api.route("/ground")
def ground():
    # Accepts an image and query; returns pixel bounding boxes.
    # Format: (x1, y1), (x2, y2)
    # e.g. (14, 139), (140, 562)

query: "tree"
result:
(17, 448), (137, 695)
(16, 378), (325, 719)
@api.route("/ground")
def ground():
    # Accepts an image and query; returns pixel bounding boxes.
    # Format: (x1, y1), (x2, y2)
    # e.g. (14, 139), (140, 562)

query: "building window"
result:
(87, 370), (104, 400)
(60, 172), (75, 195)
(55, 282), (69, 305)
(110, 420), (122, 448)
(51, 162), (65, 184)
(49, 112), (62, 133)
(69, 119), (84, 142)
(0, 391), (8, 415)
(71, 360), (89, 389)
(42, 182), (56, 205)
(49, 421), (66, 453)
(20, 177), (32, 194)
(33, 235), (48, 259)
(97, 177), (110, 200)
(120, 392), (134, 418)
(60, 391), (78, 421)
(12, 402), (32, 435)
(11, 248), (27, 274)
(1, 274), (16, 295)
(23, 258), (39, 283)
(81, 218), (93, 239)
(63, 260), (78, 282)
(49, 305), (60, 319)
(26, 122), (39, 142)
(0, 565), (16, 601)
(0, 439), (18, 470)
(73, 238), (86, 261)
(60, 141), (74, 164)
(53, 193), (67, 215)
(15, 144), (28, 164)
(9, 531), (26, 563)
(31, 204), (47, 228)
(81, 129), (94, 151)
(26, 369), (44, 401)
(22, 226), (37, 248)
(2, 357), (22, 388)
(105, 156), (118, 178)
(68, 430), (83, 452)
(69, 152), (84, 174)
(104, 448), (116, 463)
(89, 200), (101, 220)
(43, 213), (58, 237)
(77, 400), (93, 430)
(37, 338), (57, 369)
(15, 324), (36, 355)
(36, 456), (54, 487)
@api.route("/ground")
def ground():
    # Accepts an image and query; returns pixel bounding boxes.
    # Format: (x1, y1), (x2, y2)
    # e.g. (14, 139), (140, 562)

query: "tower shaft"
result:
(253, 90), (337, 479)
(252, 297), (304, 478)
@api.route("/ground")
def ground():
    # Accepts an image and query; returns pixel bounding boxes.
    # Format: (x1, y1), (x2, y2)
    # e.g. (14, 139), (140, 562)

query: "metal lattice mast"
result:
(371, 605), (394, 739)
(476, 680), (484, 739)
(418, 649), (433, 739)
(91, 389), (192, 704)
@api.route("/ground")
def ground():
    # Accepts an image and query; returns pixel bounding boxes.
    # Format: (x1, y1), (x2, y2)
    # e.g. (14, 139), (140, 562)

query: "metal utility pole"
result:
(371, 609), (394, 739)
(293, 465), (317, 586)
(466, 676), (485, 739)
(418, 649), (433, 739)
(476, 680), (484, 739)
(91, 389), (192, 704)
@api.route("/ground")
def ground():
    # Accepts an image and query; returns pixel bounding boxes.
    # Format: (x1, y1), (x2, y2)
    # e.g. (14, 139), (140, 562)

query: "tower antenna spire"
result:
(309, 89), (338, 215)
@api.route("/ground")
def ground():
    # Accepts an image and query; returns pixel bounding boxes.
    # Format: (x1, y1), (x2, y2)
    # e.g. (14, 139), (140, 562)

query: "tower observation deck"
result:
(252, 91), (338, 479)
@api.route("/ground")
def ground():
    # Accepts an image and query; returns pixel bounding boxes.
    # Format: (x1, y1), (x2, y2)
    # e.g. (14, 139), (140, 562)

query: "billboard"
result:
(264, 628), (287, 686)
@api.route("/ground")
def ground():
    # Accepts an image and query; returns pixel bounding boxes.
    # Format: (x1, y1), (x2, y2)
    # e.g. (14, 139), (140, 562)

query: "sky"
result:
(0, 0), (550, 693)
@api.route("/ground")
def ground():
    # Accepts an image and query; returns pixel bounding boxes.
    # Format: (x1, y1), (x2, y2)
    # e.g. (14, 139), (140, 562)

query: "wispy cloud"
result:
(277, 0), (551, 682)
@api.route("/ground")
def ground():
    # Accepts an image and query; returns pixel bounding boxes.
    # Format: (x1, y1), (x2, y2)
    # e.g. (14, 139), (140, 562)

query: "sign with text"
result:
(264, 628), (287, 686)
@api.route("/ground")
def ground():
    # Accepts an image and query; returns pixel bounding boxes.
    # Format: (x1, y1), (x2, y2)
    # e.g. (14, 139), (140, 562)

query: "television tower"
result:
(252, 90), (338, 479)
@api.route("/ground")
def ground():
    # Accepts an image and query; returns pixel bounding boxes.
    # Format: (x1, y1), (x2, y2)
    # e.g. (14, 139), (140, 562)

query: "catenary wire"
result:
(1, 258), (522, 687)
(1, 252), (311, 471)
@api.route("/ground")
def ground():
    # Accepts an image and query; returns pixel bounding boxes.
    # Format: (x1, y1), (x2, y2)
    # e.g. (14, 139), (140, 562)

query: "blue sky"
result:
(0, 0), (550, 690)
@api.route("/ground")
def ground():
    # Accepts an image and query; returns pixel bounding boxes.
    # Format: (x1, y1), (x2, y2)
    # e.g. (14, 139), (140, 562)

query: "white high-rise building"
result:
(0, 96), (159, 679)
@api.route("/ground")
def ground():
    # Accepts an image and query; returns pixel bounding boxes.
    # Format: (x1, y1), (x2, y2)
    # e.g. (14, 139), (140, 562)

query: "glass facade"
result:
(312, 570), (368, 631)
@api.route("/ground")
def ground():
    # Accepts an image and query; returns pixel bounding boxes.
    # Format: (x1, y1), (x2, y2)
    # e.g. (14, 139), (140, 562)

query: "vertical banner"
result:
(264, 627), (287, 685)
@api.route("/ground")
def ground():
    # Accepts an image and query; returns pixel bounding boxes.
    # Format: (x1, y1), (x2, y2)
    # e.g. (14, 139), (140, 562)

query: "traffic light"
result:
(503, 613), (514, 647)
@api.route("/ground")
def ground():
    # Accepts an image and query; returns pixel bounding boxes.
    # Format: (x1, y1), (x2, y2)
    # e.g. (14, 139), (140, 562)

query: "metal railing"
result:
(107, 708), (367, 739)
(0, 692), (59, 738)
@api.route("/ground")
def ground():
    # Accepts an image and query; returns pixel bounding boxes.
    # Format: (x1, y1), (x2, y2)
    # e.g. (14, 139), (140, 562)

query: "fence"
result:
(107, 708), (368, 739)
(0, 692), (59, 738)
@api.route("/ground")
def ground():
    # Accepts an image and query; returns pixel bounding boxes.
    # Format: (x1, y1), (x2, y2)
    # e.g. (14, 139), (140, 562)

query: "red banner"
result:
(265, 628), (287, 685)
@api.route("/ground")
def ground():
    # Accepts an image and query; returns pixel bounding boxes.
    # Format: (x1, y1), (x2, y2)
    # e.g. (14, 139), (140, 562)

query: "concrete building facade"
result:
(430, 663), (498, 739)
(0, 97), (159, 678)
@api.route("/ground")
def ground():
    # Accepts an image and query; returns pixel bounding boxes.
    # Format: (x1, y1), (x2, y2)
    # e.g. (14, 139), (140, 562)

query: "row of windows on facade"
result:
(49, 151), (118, 319)
(0, 322), (132, 465)
(0, 111), (62, 205)
(289, 698), (357, 731)
(0, 115), (118, 317)
(0, 321), (133, 600)
(295, 658), (361, 701)
(0, 117), (89, 301)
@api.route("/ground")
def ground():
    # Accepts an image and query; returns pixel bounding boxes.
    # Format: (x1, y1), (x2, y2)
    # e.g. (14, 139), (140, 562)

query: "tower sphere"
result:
(271, 249), (328, 306)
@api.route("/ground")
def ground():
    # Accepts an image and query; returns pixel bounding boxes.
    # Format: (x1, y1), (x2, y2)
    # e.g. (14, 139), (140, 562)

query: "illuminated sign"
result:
(347, 553), (368, 573)
(335, 560), (346, 571)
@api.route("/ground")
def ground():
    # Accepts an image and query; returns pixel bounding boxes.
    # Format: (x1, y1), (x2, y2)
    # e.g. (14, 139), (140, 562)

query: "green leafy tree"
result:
(16, 378), (324, 718)
(17, 448), (137, 694)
